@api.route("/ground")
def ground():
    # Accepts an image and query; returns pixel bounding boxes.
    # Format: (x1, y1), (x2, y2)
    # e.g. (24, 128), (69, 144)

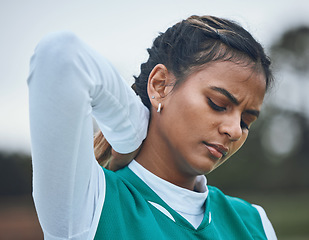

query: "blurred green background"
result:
(1, 14), (309, 240)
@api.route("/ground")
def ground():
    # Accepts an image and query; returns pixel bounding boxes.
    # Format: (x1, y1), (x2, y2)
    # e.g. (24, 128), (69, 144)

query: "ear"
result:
(147, 64), (174, 111)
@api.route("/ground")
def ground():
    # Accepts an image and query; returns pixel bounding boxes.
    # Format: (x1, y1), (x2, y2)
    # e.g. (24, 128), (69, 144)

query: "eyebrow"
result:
(210, 86), (260, 118)
(244, 109), (260, 118)
(210, 86), (239, 105)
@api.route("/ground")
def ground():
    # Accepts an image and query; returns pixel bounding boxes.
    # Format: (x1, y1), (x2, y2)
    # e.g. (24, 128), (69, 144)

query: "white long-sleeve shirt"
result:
(28, 32), (277, 240)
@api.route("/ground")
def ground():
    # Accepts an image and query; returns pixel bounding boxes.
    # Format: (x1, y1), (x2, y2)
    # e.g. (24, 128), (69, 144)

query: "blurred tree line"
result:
(1, 25), (309, 197)
(0, 152), (32, 196)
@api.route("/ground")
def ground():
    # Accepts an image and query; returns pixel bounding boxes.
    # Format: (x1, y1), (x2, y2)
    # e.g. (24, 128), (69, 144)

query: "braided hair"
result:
(95, 15), (273, 167)
(133, 15), (272, 110)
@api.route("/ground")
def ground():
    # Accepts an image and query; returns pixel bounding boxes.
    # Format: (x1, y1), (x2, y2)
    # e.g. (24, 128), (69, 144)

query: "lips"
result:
(203, 142), (228, 159)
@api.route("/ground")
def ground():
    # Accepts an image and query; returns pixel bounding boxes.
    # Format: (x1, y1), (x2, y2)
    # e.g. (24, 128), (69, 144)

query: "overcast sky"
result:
(1, 0), (309, 154)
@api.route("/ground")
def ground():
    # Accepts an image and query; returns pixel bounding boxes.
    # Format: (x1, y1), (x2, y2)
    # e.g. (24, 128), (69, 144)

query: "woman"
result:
(28, 15), (277, 239)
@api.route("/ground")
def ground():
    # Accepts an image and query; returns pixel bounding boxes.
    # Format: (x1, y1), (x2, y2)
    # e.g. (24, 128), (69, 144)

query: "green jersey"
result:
(95, 167), (267, 239)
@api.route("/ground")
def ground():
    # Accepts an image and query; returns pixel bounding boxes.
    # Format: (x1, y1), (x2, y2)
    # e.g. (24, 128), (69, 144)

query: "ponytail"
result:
(93, 131), (112, 168)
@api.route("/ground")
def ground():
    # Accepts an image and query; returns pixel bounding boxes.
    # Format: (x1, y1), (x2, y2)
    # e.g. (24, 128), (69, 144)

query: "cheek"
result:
(167, 90), (204, 121)
(160, 94), (205, 144)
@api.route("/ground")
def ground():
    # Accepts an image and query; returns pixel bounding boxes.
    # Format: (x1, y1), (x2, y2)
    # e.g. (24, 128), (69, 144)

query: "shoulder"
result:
(100, 167), (153, 221)
(102, 167), (129, 188)
(208, 186), (258, 214)
(102, 167), (141, 197)
(208, 186), (277, 239)
(208, 186), (264, 228)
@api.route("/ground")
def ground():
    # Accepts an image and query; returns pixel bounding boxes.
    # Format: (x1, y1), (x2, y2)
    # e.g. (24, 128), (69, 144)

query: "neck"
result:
(135, 120), (197, 191)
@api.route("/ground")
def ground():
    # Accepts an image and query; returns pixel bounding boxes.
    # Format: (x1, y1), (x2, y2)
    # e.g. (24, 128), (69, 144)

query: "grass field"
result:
(235, 190), (309, 240)
(0, 191), (308, 239)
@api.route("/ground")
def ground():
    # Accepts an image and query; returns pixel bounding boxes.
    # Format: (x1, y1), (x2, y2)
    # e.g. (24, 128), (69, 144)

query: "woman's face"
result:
(155, 61), (266, 176)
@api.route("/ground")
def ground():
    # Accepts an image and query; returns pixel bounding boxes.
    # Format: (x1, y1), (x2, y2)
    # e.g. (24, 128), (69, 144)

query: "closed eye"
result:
(208, 98), (250, 131)
(207, 98), (226, 112)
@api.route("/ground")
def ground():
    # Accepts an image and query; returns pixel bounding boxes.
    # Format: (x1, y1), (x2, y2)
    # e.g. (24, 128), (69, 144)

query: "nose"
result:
(219, 117), (243, 141)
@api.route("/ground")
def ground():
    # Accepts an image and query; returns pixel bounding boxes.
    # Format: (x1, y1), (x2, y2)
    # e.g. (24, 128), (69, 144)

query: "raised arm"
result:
(28, 32), (149, 239)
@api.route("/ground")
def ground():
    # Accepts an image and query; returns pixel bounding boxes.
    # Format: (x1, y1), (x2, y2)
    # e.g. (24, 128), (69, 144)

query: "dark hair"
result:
(94, 15), (273, 167)
(133, 15), (273, 110)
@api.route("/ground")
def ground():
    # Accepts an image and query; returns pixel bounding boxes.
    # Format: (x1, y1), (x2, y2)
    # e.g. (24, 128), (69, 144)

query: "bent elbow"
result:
(27, 31), (88, 91)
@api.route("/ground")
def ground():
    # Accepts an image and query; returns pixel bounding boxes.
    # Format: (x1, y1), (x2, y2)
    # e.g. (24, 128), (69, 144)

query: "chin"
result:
(191, 161), (217, 175)
(194, 157), (227, 175)
(209, 158), (231, 174)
